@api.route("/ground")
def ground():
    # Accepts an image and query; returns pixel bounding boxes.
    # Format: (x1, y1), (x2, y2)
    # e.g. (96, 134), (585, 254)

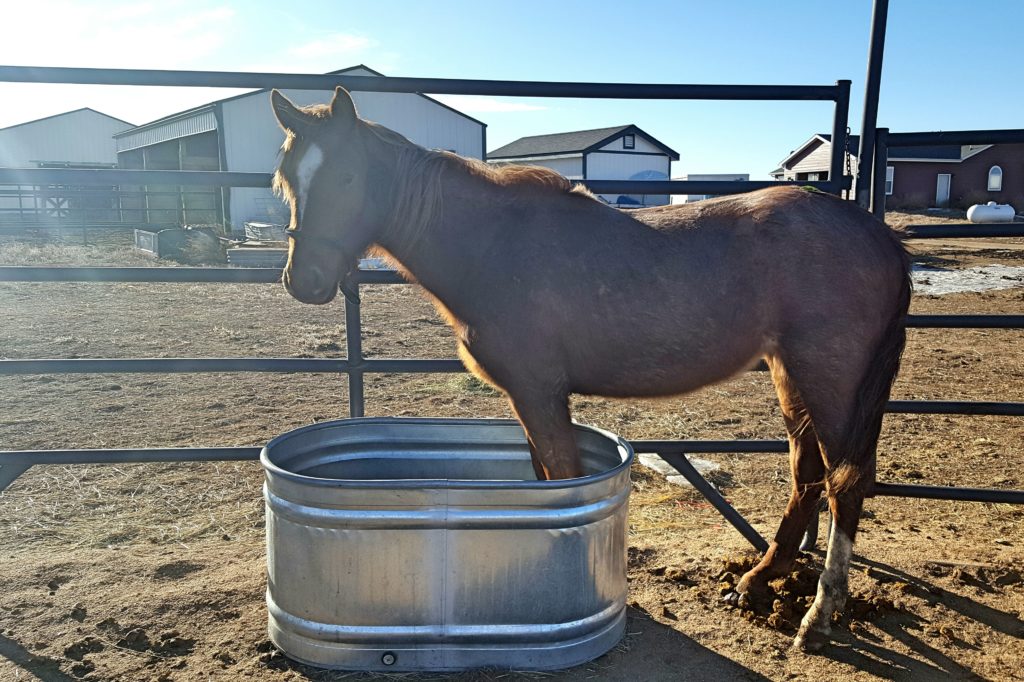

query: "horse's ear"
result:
(329, 87), (357, 123)
(271, 89), (316, 135)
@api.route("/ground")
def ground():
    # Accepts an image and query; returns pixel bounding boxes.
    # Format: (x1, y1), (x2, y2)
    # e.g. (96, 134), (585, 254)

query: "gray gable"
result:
(488, 125), (632, 159)
(489, 124), (679, 160)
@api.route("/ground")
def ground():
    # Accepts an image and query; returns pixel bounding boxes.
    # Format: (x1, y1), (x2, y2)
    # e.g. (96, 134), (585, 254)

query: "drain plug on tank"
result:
(381, 652), (397, 666)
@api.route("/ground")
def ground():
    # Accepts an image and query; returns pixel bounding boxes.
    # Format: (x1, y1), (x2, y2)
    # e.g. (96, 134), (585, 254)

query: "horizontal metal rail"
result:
(0, 266), (410, 285)
(581, 179), (846, 195)
(906, 315), (1024, 328)
(873, 482), (1024, 504)
(0, 447), (260, 466)
(0, 265), (284, 283)
(0, 65), (845, 101)
(887, 401), (1024, 416)
(0, 168), (841, 196)
(0, 168), (270, 187)
(0, 441), (794, 468)
(0, 358), (464, 374)
(632, 440), (788, 454)
(903, 223), (1024, 239)
(887, 129), (1024, 146)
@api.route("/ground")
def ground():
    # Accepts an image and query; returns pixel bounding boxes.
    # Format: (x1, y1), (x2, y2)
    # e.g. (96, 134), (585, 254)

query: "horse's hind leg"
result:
(777, 340), (890, 652)
(728, 355), (826, 605)
(794, 484), (865, 652)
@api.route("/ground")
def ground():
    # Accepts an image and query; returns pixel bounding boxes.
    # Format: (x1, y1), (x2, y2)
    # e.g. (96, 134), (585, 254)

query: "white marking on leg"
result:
(295, 144), (324, 219)
(795, 527), (852, 649)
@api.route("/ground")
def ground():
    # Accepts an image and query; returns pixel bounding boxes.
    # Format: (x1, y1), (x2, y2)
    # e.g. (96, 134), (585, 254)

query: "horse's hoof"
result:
(721, 590), (750, 608)
(792, 627), (829, 653)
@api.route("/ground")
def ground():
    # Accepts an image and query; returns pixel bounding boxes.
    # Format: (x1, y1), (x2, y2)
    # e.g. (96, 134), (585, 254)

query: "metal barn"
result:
(113, 65), (486, 234)
(0, 108), (134, 225)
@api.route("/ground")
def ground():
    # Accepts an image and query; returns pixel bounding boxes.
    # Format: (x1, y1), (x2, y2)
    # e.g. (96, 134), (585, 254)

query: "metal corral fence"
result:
(2, 19), (1024, 551)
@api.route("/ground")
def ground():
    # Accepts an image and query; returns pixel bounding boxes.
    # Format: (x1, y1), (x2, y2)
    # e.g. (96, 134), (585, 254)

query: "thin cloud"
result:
(289, 33), (377, 59)
(432, 95), (547, 113)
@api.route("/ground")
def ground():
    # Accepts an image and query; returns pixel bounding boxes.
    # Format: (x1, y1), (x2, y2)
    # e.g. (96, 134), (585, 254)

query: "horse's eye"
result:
(338, 173), (355, 186)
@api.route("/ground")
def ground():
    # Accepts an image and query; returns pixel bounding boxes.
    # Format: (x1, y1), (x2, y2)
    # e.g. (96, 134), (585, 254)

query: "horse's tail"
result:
(828, 238), (912, 496)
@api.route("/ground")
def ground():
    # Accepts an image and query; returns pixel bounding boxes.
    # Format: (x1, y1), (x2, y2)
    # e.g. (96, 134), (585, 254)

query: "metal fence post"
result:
(856, 0), (890, 209)
(871, 128), (889, 221)
(344, 282), (365, 418)
(829, 80), (851, 196)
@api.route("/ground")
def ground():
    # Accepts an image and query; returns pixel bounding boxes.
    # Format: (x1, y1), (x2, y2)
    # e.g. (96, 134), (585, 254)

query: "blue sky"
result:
(1, 0), (1021, 179)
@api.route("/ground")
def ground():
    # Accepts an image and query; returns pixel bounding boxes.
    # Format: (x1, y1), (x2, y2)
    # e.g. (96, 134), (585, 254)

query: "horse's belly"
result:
(566, 336), (768, 399)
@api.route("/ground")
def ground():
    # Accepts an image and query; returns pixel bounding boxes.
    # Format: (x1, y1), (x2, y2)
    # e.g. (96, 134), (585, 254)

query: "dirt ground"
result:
(0, 211), (1022, 681)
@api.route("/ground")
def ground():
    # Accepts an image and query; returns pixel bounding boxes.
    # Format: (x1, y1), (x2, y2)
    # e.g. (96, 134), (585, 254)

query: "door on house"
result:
(936, 174), (952, 208)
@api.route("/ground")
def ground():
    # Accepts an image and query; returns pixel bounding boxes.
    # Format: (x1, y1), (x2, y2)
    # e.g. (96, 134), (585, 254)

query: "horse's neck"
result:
(375, 164), (503, 309)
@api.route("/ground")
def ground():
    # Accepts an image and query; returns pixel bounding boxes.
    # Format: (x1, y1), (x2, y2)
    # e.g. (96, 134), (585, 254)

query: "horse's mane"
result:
(364, 120), (595, 247)
(274, 109), (597, 248)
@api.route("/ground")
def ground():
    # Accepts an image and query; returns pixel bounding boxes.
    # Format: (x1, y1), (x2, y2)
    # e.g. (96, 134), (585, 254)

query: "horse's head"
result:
(271, 87), (387, 304)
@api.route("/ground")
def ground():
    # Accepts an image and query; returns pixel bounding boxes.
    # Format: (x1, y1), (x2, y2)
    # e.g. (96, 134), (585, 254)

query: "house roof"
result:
(488, 124), (680, 160)
(0, 107), (134, 133)
(820, 134), (964, 161)
(115, 65), (485, 138)
(779, 132), (978, 169)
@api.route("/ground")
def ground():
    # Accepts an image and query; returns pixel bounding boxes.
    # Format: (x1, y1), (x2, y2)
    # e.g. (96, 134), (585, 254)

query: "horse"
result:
(270, 86), (911, 653)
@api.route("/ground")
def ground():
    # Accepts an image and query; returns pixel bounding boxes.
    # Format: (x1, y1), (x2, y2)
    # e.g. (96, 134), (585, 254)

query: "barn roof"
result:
(488, 124), (680, 160)
(0, 107), (134, 133)
(114, 65), (486, 139)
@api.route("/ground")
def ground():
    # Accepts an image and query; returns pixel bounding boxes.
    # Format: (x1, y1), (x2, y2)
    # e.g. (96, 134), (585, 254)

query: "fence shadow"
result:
(0, 633), (77, 682)
(852, 555), (1024, 637)
(809, 554), (1023, 681)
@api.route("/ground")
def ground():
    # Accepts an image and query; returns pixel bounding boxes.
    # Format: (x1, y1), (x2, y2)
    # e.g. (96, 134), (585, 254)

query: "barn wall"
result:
(220, 73), (484, 231)
(0, 110), (131, 167)
(586, 152), (670, 206)
(492, 156), (583, 178)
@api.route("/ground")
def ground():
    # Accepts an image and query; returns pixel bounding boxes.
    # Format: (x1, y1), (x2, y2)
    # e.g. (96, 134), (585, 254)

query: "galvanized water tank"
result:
(967, 201), (1017, 223)
(261, 417), (633, 672)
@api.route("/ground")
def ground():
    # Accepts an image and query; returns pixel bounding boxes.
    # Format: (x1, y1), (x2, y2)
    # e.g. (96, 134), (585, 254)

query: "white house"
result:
(112, 65), (487, 233)
(0, 108), (134, 224)
(487, 125), (679, 207)
(670, 173), (750, 204)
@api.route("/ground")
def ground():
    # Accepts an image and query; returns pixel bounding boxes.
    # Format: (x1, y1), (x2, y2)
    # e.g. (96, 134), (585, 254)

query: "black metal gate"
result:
(1, 0), (1022, 552)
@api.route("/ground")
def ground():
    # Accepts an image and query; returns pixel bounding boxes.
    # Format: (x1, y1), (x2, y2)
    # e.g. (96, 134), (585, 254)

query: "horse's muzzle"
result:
(283, 264), (339, 305)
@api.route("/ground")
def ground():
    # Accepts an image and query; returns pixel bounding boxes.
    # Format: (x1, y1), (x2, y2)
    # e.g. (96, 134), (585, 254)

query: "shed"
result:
(488, 125), (679, 207)
(113, 65), (487, 233)
(0, 108), (134, 225)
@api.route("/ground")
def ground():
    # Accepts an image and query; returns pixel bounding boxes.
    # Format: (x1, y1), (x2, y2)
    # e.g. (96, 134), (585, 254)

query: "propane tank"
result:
(967, 201), (1017, 223)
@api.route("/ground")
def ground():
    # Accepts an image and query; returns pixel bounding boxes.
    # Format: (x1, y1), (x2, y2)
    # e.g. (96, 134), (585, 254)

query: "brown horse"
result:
(270, 87), (911, 652)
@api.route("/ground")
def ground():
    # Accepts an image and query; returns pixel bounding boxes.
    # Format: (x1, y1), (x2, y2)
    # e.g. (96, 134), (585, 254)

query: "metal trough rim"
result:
(260, 417), (634, 491)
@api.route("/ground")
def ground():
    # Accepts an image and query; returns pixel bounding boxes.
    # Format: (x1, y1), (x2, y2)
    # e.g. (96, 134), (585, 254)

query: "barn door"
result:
(935, 174), (951, 208)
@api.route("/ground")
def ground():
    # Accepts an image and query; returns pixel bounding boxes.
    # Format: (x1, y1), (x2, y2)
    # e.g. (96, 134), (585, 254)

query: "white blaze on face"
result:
(295, 143), (324, 219)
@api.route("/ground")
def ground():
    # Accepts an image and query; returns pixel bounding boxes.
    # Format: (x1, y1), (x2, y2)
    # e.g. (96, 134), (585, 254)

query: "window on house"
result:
(988, 165), (1003, 191)
(623, 135), (635, 149)
(885, 166), (894, 195)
